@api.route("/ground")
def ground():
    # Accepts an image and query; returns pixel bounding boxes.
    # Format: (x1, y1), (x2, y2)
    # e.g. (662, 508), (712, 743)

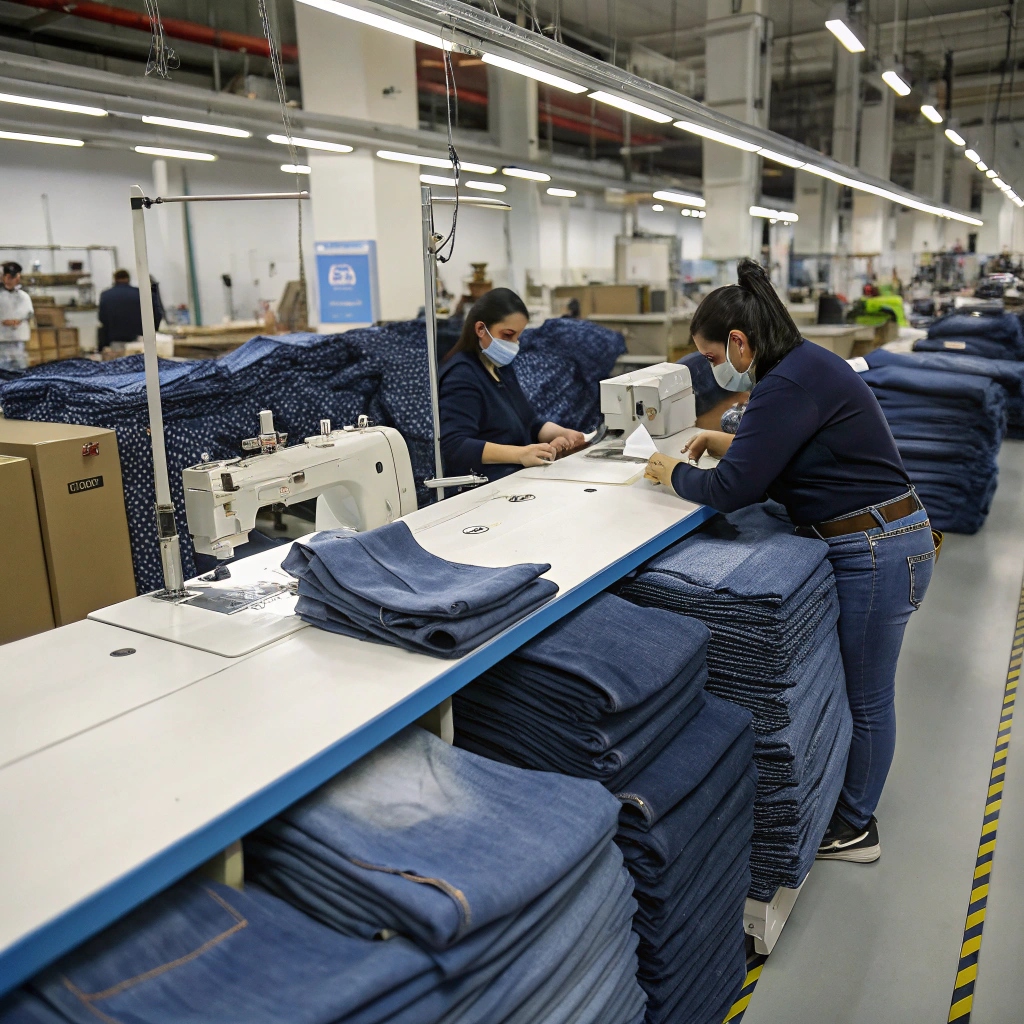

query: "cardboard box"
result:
(591, 285), (647, 315)
(0, 421), (136, 625)
(0, 456), (55, 644)
(57, 327), (79, 349)
(34, 306), (66, 328)
(26, 328), (40, 353)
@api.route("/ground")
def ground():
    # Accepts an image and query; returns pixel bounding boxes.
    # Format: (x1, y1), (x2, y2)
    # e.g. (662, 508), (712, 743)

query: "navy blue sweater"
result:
(439, 352), (546, 481)
(671, 340), (910, 526)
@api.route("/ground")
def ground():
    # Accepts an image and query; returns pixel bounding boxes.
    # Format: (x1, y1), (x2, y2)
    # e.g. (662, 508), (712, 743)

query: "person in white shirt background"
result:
(0, 261), (34, 371)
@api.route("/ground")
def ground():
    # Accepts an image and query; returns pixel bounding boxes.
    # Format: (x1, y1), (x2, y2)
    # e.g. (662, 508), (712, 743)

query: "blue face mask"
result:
(483, 327), (520, 367)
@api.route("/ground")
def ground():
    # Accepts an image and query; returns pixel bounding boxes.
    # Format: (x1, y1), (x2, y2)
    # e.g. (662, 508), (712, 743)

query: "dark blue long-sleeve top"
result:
(439, 351), (547, 481)
(671, 340), (911, 526)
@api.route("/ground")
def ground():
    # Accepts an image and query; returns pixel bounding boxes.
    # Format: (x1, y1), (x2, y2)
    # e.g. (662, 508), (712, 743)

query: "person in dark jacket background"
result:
(439, 288), (584, 482)
(98, 269), (166, 348)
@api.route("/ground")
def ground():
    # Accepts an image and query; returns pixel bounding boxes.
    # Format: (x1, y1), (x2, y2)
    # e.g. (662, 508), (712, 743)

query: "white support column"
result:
(702, 0), (770, 261)
(851, 87), (894, 258)
(295, 4), (423, 327)
(911, 138), (940, 254)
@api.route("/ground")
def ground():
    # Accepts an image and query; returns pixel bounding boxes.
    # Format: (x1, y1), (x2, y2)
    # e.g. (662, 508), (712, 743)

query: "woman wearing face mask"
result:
(645, 259), (935, 865)
(439, 288), (585, 481)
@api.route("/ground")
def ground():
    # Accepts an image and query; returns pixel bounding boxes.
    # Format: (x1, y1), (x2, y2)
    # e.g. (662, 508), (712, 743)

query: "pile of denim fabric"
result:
(856, 356), (1007, 534)
(618, 505), (852, 903)
(3, 729), (645, 1024)
(282, 521), (558, 658)
(0, 319), (623, 594)
(914, 308), (1024, 361)
(453, 593), (756, 1024)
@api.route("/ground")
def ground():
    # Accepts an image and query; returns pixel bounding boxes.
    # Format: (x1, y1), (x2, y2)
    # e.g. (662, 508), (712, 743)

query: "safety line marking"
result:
(723, 953), (768, 1022)
(947, 574), (1024, 1022)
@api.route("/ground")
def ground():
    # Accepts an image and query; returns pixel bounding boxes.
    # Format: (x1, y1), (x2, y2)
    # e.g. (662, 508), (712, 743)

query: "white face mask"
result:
(712, 335), (754, 392)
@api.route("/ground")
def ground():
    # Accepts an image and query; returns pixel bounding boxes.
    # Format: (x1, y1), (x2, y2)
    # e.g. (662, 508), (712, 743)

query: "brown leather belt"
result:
(811, 493), (921, 539)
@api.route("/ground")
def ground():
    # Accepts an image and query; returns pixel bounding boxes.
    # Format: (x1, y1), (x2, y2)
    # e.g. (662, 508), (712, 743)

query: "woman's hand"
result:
(519, 442), (559, 467)
(538, 422), (586, 452)
(644, 452), (683, 487)
(681, 430), (734, 463)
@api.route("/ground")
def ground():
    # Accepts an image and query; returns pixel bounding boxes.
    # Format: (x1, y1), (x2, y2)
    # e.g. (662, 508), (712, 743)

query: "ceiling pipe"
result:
(5, 0), (298, 62)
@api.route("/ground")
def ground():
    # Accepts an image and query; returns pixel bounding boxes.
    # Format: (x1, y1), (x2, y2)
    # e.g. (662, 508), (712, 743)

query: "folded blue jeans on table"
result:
(927, 310), (1024, 345)
(245, 727), (621, 951)
(282, 521), (558, 657)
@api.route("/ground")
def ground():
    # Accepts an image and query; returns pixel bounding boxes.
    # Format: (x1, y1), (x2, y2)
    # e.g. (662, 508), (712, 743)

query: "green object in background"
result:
(861, 295), (908, 327)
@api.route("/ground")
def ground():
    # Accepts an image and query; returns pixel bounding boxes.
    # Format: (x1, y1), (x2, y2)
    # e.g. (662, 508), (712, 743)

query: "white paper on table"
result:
(623, 423), (659, 460)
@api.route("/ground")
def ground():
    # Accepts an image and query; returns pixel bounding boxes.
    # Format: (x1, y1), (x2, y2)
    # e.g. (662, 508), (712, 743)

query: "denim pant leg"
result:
(825, 509), (935, 828)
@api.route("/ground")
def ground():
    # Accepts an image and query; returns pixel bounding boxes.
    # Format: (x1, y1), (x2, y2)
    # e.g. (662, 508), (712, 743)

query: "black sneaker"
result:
(815, 813), (880, 863)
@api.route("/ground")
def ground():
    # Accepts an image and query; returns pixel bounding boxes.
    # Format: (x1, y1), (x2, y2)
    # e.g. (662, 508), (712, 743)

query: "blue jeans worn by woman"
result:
(812, 493), (935, 829)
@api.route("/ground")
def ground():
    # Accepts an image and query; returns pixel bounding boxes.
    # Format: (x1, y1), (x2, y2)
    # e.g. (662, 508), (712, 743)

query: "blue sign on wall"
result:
(315, 240), (380, 324)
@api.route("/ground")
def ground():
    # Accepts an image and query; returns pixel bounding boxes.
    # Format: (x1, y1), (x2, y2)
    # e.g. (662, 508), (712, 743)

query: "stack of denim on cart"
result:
(914, 308), (1024, 362)
(856, 355), (1007, 534)
(281, 520), (558, 658)
(1, 729), (644, 1024)
(453, 594), (757, 1024)
(618, 504), (853, 903)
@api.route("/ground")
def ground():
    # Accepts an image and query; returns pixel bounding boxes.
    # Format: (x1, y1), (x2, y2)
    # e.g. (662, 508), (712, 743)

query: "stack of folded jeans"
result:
(282, 521), (558, 658)
(856, 359), (1007, 533)
(618, 504), (853, 901)
(453, 594), (757, 1023)
(5, 729), (644, 1024)
(914, 308), (1024, 361)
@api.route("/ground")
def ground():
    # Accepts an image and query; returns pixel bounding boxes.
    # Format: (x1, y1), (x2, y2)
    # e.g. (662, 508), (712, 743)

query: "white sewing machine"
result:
(600, 362), (696, 437)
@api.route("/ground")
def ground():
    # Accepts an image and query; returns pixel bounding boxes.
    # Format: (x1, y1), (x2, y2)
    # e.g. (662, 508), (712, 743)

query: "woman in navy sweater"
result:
(439, 288), (584, 482)
(645, 259), (935, 865)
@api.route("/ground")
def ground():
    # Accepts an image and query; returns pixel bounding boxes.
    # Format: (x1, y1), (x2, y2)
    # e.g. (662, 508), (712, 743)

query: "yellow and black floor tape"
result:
(722, 953), (768, 1022)
(947, 579), (1024, 1022)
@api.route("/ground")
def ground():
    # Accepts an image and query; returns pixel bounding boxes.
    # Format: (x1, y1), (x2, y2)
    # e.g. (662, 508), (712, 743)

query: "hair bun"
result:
(736, 258), (768, 288)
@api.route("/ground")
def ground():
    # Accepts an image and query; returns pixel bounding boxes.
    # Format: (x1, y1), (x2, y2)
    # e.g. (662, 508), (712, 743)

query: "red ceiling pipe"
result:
(7, 0), (298, 61)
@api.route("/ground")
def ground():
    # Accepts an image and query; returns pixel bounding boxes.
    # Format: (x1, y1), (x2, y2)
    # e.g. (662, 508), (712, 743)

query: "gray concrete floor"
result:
(743, 440), (1024, 1024)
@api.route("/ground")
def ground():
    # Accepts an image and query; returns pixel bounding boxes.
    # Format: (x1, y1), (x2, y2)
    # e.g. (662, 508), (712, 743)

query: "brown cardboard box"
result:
(551, 286), (592, 317)
(0, 421), (136, 624)
(26, 328), (40, 353)
(0, 456), (55, 643)
(57, 327), (79, 349)
(590, 285), (648, 315)
(34, 306), (66, 328)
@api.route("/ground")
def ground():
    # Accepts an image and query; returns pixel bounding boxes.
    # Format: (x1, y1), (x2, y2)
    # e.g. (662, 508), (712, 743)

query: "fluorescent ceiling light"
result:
(376, 149), (496, 173)
(824, 19), (865, 53)
(466, 180), (506, 192)
(0, 91), (106, 117)
(134, 145), (215, 160)
(944, 128), (966, 146)
(420, 174), (457, 186)
(964, 149), (980, 163)
(653, 189), (705, 208)
(281, 163), (311, 174)
(674, 120), (761, 151)
(547, 187), (577, 198)
(681, 209), (692, 217)
(986, 169), (998, 178)
(481, 53), (586, 94)
(652, 204), (664, 211)
(696, 211), (706, 219)
(758, 148), (805, 168)
(977, 161), (988, 171)
(269, 134), (353, 153)
(588, 91), (673, 124)
(502, 166), (551, 181)
(295, 0), (452, 49)
(0, 129), (83, 147)
(920, 104), (943, 124)
(881, 70), (911, 97)
(994, 178), (1009, 189)
(750, 205), (799, 222)
(142, 115), (249, 137)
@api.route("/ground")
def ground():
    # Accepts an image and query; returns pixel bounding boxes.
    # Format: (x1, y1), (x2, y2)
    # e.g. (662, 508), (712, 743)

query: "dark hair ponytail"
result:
(689, 258), (802, 381)
(445, 287), (529, 361)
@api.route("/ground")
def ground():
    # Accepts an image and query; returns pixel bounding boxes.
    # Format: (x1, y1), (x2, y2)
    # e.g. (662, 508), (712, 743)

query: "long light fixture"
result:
(295, 0), (452, 49)
(502, 166), (551, 181)
(652, 204), (664, 211)
(944, 128), (966, 146)
(680, 209), (706, 219)
(0, 91), (106, 117)
(977, 161), (989, 172)
(376, 149), (496, 173)
(0, 129), (83, 147)
(134, 145), (215, 161)
(751, 205), (799, 222)
(142, 115), (250, 137)
(920, 104), (943, 124)
(547, 187), (577, 197)
(481, 53), (586, 94)
(674, 121), (761, 151)
(986, 169), (998, 178)
(994, 178), (1009, 190)
(281, 163), (311, 174)
(588, 91), (672, 124)
(824, 18), (865, 53)
(758, 148), (805, 168)
(466, 180), (506, 192)
(653, 189), (705, 208)
(420, 173), (457, 186)
(881, 70), (912, 97)
(964, 149), (981, 163)
(268, 134), (353, 153)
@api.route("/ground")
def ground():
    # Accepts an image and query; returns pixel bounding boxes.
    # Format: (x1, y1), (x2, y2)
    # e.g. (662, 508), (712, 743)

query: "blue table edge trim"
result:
(0, 502), (716, 997)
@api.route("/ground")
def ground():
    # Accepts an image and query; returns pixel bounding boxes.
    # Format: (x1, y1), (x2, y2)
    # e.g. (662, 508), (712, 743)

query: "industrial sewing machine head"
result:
(183, 410), (418, 560)
(600, 363), (696, 438)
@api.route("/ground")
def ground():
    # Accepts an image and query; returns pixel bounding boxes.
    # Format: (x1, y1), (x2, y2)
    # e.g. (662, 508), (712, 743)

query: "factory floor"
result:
(741, 439), (1024, 1023)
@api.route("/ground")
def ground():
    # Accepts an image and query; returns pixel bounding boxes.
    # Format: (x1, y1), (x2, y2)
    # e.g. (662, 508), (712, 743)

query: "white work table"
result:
(0, 438), (713, 996)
